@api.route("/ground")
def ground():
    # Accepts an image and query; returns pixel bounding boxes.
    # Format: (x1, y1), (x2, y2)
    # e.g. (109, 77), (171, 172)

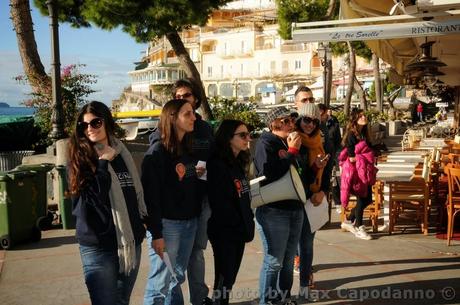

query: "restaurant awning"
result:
(292, 0), (460, 86)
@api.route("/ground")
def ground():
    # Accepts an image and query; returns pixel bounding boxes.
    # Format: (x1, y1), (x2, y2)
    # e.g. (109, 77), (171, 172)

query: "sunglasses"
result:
(280, 117), (293, 125)
(175, 92), (193, 99)
(234, 131), (251, 139)
(301, 97), (315, 103)
(301, 117), (318, 125)
(78, 118), (104, 130)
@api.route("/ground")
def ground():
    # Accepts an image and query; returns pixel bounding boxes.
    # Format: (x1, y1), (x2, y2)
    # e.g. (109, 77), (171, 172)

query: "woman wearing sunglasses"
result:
(253, 106), (304, 305)
(339, 108), (378, 240)
(294, 103), (329, 301)
(68, 101), (152, 305)
(206, 120), (254, 305)
(142, 99), (203, 305)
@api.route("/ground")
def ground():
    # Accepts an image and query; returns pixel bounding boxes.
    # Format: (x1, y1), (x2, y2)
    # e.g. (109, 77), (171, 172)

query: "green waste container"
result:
(56, 165), (75, 229)
(15, 163), (55, 229)
(0, 170), (41, 249)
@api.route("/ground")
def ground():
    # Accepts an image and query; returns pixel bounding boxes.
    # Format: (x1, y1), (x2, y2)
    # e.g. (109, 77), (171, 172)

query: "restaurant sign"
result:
(292, 18), (460, 42)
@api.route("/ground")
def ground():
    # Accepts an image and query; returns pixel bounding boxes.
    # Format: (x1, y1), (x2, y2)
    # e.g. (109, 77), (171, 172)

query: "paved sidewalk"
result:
(1, 211), (459, 305)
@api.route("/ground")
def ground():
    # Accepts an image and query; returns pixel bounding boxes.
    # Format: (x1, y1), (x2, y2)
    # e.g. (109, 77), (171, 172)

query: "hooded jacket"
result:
(338, 139), (378, 207)
(253, 131), (315, 210)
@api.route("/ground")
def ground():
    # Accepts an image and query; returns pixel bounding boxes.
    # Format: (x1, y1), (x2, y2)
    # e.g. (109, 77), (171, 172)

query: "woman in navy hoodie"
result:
(207, 120), (255, 305)
(69, 101), (152, 305)
(142, 99), (202, 305)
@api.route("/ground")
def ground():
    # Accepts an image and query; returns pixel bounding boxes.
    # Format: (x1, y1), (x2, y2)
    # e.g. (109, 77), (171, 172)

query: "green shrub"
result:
(208, 96), (265, 132)
(17, 64), (97, 147)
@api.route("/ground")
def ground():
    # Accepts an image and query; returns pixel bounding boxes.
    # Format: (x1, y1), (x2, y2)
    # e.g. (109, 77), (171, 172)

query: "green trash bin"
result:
(55, 165), (75, 230)
(0, 170), (41, 249)
(15, 163), (55, 229)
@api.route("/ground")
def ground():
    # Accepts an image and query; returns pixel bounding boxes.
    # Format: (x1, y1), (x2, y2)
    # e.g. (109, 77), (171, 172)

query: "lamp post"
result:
(379, 61), (387, 111)
(338, 67), (346, 99)
(233, 78), (240, 100)
(317, 42), (332, 105)
(47, 0), (66, 141)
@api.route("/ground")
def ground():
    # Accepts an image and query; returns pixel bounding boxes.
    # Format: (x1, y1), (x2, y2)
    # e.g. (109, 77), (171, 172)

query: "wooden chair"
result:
(340, 181), (384, 233)
(446, 167), (460, 246)
(388, 157), (431, 235)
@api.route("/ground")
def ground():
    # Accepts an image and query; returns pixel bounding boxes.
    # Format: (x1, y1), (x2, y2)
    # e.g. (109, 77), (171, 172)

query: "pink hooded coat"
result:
(338, 140), (378, 207)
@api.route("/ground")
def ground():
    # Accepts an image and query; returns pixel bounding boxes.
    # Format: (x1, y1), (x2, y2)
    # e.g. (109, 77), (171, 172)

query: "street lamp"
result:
(46, 0), (66, 141)
(338, 67), (346, 99)
(317, 42), (332, 105)
(233, 78), (240, 100)
(379, 61), (387, 111)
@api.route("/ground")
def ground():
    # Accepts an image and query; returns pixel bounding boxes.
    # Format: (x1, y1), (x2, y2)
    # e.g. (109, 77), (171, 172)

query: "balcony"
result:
(235, 48), (254, 58)
(280, 44), (307, 53)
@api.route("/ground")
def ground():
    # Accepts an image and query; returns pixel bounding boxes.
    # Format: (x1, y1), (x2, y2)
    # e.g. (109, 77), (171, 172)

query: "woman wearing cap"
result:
(295, 103), (329, 301)
(141, 99), (203, 305)
(68, 101), (152, 305)
(339, 108), (378, 240)
(253, 106), (305, 305)
(207, 119), (254, 305)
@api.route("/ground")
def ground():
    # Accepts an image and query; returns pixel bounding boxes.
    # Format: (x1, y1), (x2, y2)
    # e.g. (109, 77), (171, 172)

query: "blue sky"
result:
(0, 1), (146, 107)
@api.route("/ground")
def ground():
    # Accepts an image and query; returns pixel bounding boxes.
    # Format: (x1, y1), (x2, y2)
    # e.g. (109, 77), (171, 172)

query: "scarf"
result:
(300, 132), (325, 193)
(107, 137), (147, 275)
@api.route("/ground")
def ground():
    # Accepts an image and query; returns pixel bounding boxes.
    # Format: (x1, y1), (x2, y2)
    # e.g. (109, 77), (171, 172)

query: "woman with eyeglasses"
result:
(68, 101), (152, 305)
(253, 107), (304, 305)
(294, 103), (329, 301)
(142, 99), (204, 305)
(339, 108), (378, 240)
(206, 119), (254, 305)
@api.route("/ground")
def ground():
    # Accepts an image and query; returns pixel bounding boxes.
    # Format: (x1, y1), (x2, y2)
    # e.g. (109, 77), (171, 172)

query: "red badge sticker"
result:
(278, 149), (288, 158)
(175, 163), (186, 181)
(234, 179), (242, 198)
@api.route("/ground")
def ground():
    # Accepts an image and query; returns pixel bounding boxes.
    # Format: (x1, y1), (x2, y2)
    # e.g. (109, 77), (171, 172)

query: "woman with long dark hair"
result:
(339, 108), (377, 240)
(142, 99), (203, 305)
(69, 101), (151, 305)
(207, 120), (254, 305)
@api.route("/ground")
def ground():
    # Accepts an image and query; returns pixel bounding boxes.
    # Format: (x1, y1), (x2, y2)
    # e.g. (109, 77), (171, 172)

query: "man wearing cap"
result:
(253, 107), (304, 305)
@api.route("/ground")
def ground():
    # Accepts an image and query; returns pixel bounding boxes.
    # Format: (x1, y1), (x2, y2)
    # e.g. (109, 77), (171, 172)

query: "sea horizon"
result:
(0, 106), (35, 117)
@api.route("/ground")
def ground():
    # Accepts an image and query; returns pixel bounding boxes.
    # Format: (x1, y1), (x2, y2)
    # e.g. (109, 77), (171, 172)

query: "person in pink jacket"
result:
(338, 109), (378, 240)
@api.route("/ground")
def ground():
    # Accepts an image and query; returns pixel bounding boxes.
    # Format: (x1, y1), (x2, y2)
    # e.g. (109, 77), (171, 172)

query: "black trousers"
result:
(209, 236), (246, 305)
(348, 185), (373, 227)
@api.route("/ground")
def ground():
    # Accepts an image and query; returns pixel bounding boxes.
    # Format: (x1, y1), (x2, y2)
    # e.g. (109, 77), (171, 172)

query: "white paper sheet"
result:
(162, 251), (178, 283)
(197, 160), (207, 181)
(304, 196), (329, 233)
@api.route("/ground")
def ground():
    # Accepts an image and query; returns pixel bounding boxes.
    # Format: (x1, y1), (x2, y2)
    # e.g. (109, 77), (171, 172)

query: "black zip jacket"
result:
(207, 156), (255, 242)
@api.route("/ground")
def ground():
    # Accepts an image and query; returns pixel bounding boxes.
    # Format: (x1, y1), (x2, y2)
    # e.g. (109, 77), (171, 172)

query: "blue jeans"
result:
(298, 210), (316, 287)
(144, 218), (198, 305)
(256, 206), (304, 305)
(188, 198), (211, 305)
(79, 244), (141, 305)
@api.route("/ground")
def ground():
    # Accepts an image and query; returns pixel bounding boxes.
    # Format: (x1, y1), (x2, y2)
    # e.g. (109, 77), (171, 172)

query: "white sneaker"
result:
(354, 225), (372, 240)
(335, 206), (342, 214)
(378, 223), (389, 232)
(341, 220), (357, 234)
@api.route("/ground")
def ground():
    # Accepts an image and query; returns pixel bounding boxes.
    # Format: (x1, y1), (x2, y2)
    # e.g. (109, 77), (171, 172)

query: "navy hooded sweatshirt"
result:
(253, 131), (315, 210)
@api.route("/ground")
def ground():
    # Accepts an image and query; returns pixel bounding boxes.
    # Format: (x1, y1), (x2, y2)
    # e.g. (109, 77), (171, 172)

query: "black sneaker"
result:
(283, 299), (297, 305)
(202, 297), (213, 305)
